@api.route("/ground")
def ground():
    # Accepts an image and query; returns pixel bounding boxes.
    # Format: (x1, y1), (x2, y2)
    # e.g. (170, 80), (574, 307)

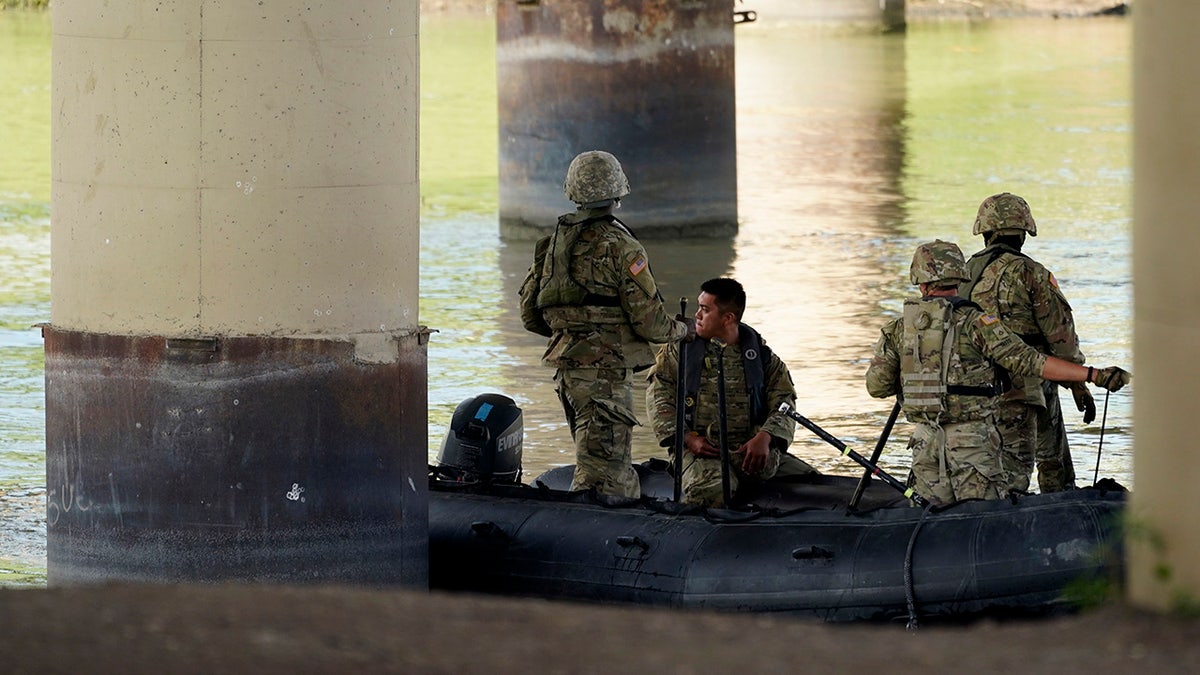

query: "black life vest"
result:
(680, 323), (771, 430)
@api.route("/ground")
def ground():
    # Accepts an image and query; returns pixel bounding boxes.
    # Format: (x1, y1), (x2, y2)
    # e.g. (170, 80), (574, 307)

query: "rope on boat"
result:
(905, 502), (934, 631)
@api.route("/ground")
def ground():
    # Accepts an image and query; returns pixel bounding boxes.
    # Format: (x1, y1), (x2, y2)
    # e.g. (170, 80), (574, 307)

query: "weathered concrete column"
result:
(497, 0), (737, 239)
(47, 3), (425, 584)
(1129, 0), (1200, 611)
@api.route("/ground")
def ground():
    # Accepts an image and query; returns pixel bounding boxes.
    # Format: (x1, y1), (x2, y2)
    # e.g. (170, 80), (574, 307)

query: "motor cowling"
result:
(437, 393), (523, 484)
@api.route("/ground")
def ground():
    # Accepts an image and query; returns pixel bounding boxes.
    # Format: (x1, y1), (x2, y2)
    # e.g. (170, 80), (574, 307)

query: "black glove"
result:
(1069, 381), (1096, 424)
(675, 314), (697, 342)
(1091, 366), (1131, 393)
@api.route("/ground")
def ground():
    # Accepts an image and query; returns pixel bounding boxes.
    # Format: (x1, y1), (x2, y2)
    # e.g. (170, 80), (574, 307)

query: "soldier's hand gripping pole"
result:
(778, 403), (929, 507)
(673, 298), (688, 503)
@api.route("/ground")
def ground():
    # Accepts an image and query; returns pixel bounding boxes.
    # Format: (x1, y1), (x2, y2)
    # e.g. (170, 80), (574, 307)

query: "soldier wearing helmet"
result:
(562, 149), (631, 207)
(519, 150), (693, 498)
(866, 240), (1129, 505)
(961, 192), (1091, 494)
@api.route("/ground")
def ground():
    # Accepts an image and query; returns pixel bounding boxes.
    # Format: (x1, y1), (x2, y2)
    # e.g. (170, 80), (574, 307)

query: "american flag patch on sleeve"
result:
(629, 256), (647, 276)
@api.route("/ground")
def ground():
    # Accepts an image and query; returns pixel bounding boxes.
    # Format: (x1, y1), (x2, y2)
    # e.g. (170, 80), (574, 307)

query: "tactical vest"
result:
(900, 297), (956, 419)
(963, 244), (1049, 351)
(681, 324), (771, 430)
(900, 296), (1001, 422)
(960, 243), (1027, 302)
(535, 213), (629, 311)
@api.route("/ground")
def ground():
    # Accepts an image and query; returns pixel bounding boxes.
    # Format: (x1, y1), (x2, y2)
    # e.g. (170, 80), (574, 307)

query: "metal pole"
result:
(1092, 389), (1111, 486)
(716, 342), (733, 507)
(673, 298), (688, 503)
(850, 399), (902, 510)
(779, 403), (928, 507)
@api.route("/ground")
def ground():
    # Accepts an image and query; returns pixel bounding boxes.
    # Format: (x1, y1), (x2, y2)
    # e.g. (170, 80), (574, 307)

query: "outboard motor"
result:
(436, 393), (523, 484)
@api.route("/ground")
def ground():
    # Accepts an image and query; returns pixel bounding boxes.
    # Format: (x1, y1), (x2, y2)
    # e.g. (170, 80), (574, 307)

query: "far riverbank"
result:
(420, 0), (1131, 19)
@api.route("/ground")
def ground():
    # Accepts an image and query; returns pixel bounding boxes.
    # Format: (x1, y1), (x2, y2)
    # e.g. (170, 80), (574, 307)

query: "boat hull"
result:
(429, 473), (1125, 622)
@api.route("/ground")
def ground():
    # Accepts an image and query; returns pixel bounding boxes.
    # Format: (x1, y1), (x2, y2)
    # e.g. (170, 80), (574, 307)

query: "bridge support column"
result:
(496, 0), (737, 239)
(1129, 0), (1200, 611)
(47, 2), (426, 584)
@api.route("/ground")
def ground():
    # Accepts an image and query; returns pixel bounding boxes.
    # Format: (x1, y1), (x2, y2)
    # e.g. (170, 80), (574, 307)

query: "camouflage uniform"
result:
(646, 329), (807, 507)
(519, 207), (687, 498)
(866, 306), (1048, 504)
(866, 240), (1051, 505)
(963, 193), (1086, 493)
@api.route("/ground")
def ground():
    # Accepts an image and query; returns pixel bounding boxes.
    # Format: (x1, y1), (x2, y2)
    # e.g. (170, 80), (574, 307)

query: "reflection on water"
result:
(0, 13), (1133, 582)
(0, 11), (51, 489)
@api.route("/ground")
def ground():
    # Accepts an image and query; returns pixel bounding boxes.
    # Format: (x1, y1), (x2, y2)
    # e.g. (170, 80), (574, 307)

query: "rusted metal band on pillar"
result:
(43, 326), (428, 585)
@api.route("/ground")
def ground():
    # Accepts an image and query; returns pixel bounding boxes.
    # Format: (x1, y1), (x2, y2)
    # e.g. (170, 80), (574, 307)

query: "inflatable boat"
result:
(428, 394), (1126, 623)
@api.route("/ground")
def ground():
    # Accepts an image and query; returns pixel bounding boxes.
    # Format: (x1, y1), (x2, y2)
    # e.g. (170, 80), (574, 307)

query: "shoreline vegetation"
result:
(0, 0), (48, 9)
(417, 0), (1131, 19)
(3, 1), (1132, 18)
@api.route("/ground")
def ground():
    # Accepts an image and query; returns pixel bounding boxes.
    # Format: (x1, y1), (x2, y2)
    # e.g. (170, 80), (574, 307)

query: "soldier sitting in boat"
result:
(865, 240), (1130, 505)
(646, 278), (815, 507)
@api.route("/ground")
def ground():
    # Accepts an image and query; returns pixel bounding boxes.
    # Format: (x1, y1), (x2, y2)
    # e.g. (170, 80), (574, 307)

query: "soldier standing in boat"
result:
(646, 278), (814, 507)
(865, 240), (1129, 505)
(960, 192), (1092, 493)
(519, 150), (693, 498)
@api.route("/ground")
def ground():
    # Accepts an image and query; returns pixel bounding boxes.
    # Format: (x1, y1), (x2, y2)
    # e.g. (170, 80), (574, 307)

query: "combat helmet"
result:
(973, 192), (1037, 236)
(910, 239), (969, 286)
(563, 150), (631, 206)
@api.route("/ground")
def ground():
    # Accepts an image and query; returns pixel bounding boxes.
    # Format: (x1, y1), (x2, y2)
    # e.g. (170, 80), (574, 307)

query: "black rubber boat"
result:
(429, 394), (1126, 623)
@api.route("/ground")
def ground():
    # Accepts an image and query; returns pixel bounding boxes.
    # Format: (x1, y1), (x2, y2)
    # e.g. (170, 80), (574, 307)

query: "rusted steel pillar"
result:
(496, 0), (738, 239)
(47, 3), (426, 584)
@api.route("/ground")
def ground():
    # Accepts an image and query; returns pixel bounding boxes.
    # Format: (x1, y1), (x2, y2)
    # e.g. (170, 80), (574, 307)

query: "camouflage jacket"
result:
(866, 297), (1048, 424)
(962, 243), (1085, 407)
(518, 209), (687, 369)
(646, 330), (796, 451)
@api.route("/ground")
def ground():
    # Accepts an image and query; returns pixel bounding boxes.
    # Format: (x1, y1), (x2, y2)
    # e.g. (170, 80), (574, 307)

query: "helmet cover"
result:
(910, 239), (969, 285)
(563, 150), (631, 205)
(973, 192), (1037, 236)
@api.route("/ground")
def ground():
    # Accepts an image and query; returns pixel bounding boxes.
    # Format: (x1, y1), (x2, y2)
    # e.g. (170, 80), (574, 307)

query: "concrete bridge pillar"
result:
(496, 0), (738, 239)
(1129, 0), (1200, 611)
(46, 2), (426, 584)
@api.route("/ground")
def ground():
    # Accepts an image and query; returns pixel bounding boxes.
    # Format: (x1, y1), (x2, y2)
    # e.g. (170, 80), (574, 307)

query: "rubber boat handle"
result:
(792, 545), (833, 561)
(616, 535), (650, 552)
(470, 520), (509, 542)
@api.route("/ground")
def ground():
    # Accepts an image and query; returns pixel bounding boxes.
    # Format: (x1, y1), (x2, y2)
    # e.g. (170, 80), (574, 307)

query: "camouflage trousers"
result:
(556, 367), (641, 499)
(1035, 381), (1076, 493)
(680, 446), (782, 508)
(909, 419), (1005, 505)
(994, 400), (1036, 493)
